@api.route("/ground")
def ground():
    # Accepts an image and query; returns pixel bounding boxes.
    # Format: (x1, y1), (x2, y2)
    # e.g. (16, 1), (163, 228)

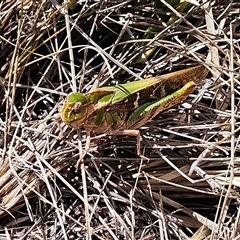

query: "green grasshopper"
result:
(61, 65), (208, 168)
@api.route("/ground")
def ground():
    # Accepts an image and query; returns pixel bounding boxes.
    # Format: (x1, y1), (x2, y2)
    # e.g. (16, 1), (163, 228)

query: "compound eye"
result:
(73, 102), (83, 113)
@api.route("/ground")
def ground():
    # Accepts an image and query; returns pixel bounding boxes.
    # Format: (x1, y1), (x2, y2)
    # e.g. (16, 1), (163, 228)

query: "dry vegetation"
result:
(0, 0), (240, 239)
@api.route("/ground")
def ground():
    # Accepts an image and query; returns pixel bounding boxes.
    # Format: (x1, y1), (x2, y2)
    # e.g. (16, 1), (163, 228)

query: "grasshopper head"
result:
(61, 92), (88, 127)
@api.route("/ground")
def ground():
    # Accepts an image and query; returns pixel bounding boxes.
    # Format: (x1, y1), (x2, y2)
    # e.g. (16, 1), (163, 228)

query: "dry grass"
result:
(0, 0), (240, 239)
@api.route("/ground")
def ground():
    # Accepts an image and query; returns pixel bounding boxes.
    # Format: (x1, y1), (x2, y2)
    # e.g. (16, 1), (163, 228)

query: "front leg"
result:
(75, 130), (91, 172)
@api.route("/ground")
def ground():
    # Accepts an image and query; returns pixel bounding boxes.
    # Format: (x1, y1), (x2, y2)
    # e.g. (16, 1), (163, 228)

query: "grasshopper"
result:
(61, 65), (208, 169)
